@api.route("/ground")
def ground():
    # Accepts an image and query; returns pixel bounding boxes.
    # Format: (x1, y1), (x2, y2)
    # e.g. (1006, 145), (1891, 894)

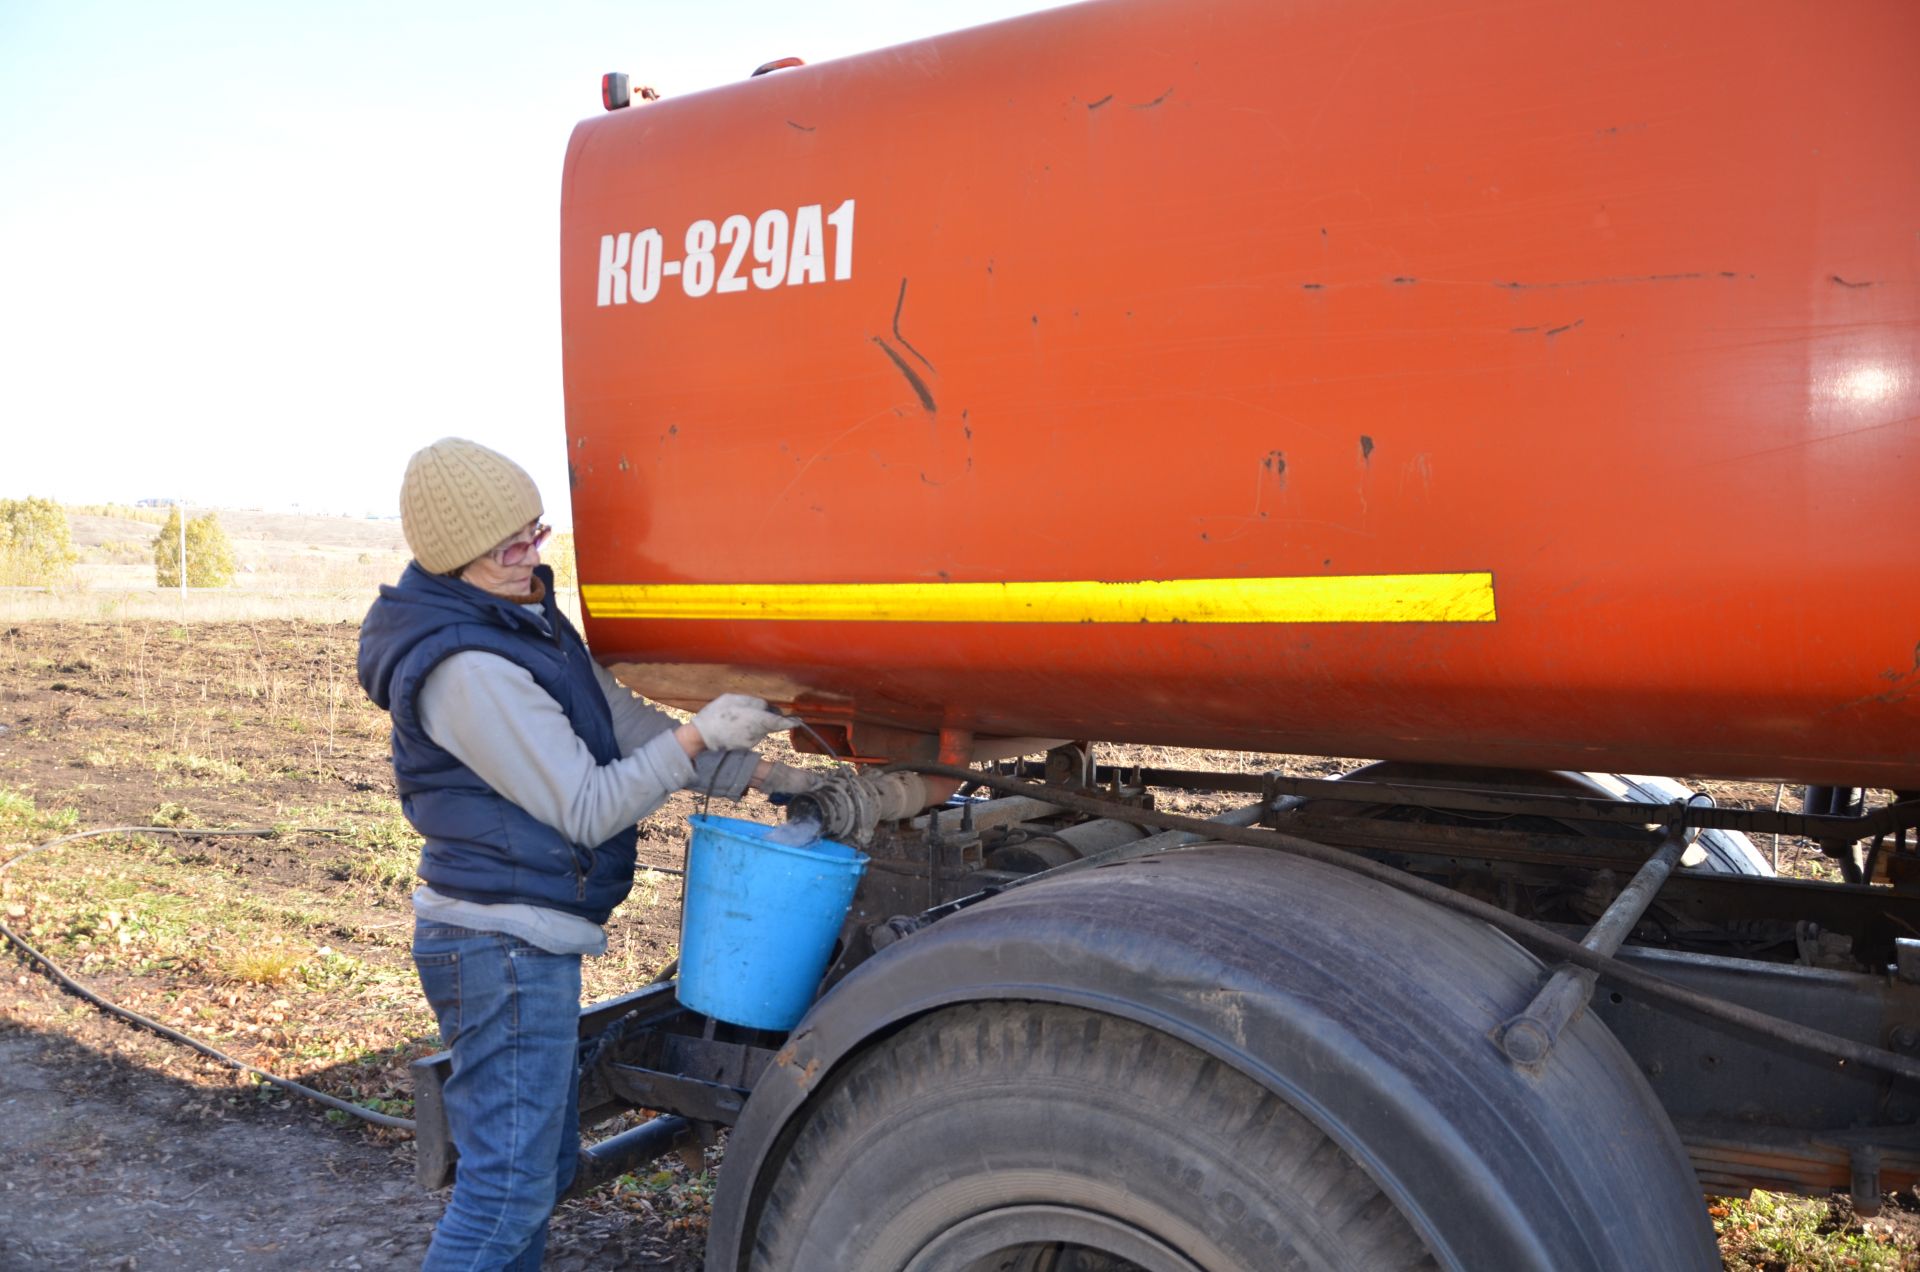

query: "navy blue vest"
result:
(357, 563), (639, 923)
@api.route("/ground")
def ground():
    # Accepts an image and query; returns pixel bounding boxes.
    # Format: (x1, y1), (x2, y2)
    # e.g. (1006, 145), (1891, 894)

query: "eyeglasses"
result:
(490, 521), (552, 566)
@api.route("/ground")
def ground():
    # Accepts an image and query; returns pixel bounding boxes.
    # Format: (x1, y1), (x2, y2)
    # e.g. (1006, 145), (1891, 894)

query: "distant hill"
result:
(64, 505), (410, 591)
(67, 507), (406, 553)
(204, 510), (407, 551)
(66, 513), (167, 550)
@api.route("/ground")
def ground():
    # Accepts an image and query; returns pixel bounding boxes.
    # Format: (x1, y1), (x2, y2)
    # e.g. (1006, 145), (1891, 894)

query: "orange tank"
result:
(559, 0), (1920, 787)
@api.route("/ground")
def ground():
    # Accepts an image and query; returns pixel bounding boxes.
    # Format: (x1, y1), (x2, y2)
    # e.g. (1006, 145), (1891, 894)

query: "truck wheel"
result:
(748, 1000), (1437, 1272)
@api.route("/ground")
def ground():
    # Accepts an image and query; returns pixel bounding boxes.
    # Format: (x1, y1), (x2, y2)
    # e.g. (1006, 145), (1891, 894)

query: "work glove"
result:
(758, 763), (824, 796)
(690, 693), (800, 752)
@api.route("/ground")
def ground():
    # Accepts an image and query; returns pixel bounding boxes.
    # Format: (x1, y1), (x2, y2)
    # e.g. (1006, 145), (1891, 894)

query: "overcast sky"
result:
(0, 0), (1062, 523)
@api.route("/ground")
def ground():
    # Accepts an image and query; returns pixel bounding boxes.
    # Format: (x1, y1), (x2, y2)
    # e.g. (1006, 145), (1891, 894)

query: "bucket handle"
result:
(683, 718), (848, 826)
(679, 718), (859, 1021)
(693, 718), (858, 821)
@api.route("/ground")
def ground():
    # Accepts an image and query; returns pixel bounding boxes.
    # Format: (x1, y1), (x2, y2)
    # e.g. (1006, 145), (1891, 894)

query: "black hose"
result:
(890, 762), (1920, 1086)
(1, 825), (417, 1132)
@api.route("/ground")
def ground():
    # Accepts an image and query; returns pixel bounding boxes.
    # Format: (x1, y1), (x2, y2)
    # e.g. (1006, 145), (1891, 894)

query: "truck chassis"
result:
(412, 753), (1920, 1269)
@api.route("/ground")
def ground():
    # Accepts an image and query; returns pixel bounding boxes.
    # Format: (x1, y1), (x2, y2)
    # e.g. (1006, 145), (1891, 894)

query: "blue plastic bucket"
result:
(677, 814), (869, 1031)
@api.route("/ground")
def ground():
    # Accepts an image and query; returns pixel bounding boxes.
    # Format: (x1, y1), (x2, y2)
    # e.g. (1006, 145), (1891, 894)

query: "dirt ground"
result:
(0, 621), (706, 1270)
(0, 619), (1900, 1270)
(0, 1022), (442, 1269)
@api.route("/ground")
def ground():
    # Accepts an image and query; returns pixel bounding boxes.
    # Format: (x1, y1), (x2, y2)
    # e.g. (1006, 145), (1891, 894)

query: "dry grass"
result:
(0, 620), (665, 1124)
(2, 788), (436, 1069)
(338, 815), (422, 894)
(152, 751), (251, 784)
(222, 941), (311, 986)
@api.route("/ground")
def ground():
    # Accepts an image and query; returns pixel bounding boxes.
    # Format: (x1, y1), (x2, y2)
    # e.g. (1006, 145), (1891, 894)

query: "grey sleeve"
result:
(590, 660), (684, 753)
(418, 651), (698, 849)
(592, 661), (761, 801)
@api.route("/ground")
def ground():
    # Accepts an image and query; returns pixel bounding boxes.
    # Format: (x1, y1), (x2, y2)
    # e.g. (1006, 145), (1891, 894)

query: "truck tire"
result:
(748, 1000), (1437, 1272)
(714, 847), (1717, 1270)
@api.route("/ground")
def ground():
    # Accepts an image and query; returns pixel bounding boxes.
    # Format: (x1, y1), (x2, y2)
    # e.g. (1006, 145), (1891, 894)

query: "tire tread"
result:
(749, 1001), (1439, 1271)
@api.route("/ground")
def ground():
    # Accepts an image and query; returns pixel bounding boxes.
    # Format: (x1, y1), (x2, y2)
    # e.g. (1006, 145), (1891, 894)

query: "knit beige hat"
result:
(399, 438), (543, 574)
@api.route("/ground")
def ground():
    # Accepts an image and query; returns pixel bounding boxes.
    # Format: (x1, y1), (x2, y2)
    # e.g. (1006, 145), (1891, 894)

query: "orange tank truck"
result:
(382, 4), (1920, 1264)
(560, 0), (1919, 788)
(560, 0), (1920, 787)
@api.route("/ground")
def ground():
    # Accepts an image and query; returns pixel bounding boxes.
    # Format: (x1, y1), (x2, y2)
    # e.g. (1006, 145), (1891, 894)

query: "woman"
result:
(357, 437), (813, 1270)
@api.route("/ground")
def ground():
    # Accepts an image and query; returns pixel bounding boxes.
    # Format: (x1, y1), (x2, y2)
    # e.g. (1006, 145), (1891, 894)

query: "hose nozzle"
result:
(786, 771), (932, 844)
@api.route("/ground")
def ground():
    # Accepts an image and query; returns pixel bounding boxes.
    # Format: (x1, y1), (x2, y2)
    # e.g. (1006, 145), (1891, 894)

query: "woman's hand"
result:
(689, 693), (800, 752)
(753, 762), (823, 796)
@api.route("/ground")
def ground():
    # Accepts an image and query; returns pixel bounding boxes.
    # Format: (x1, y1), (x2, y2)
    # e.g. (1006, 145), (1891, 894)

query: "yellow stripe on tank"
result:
(581, 572), (1496, 624)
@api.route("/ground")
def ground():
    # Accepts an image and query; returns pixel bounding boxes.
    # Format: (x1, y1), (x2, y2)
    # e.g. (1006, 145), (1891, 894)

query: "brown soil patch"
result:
(0, 620), (703, 1269)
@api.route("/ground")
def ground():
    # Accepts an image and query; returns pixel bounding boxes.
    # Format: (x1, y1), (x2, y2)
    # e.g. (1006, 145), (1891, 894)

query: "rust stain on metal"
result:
(1684, 1136), (1920, 1196)
(1833, 642), (1920, 710)
(771, 1035), (823, 1087)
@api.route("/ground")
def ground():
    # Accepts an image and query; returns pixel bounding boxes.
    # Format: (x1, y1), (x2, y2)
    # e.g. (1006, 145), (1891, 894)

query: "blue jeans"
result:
(413, 924), (583, 1272)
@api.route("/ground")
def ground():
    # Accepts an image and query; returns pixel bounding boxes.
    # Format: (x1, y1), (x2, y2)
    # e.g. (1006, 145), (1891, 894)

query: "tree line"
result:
(0, 499), (235, 588)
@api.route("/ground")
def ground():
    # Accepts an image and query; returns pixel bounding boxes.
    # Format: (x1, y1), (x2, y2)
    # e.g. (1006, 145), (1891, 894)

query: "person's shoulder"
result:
(423, 644), (551, 699)
(431, 647), (525, 675)
(421, 639), (524, 670)
(396, 622), (511, 685)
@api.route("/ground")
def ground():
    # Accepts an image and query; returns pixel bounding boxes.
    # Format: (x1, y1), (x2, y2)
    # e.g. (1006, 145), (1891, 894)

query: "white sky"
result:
(0, 0), (1061, 524)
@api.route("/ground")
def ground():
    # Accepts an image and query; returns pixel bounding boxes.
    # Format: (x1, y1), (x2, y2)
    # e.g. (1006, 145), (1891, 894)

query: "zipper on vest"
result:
(575, 845), (593, 901)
